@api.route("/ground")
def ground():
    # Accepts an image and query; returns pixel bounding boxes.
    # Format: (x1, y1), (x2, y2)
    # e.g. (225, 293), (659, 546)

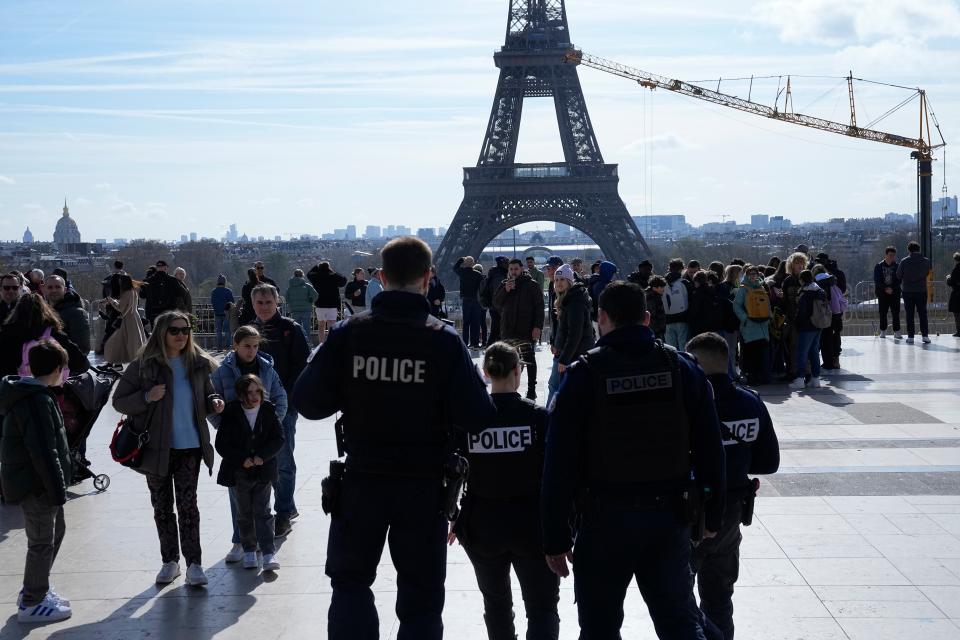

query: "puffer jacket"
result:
(0, 377), (71, 505)
(112, 354), (220, 477)
(492, 272), (545, 340)
(209, 350), (288, 428)
(733, 280), (771, 343)
(215, 400), (284, 487)
(53, 290), (91, 354)
(285, 277), (318, 314)
(554, 283), (595, 365)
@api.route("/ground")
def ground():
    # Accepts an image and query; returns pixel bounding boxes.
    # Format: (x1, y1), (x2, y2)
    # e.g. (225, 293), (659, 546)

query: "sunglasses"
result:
(2, 285), (18, 291)
(166, 326), (192, 336)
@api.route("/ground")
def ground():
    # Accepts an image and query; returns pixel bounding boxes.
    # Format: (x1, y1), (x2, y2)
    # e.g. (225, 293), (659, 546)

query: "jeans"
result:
(691, 500), (744, 640)
(327, 472), (447, 640)
(877, 291), (901, 332)
(145, 448), (202, 565)
(665, 322), (690, 351)
(902, 291), (929, 337)
(292, 311), (314, 343)
(794, 330), (821, 379)
(461, 297), (483, 347)
(547, 356), (561, 407)
(272, 406), (298, 520)
(20, 495), (66, 607)
(574, 501), (705, 639)
(234, 473), (275, 555)
(214, 314), (231, 350)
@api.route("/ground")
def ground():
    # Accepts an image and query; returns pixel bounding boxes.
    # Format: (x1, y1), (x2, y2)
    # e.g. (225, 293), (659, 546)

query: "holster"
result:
(321, 460), (346, 517)
(740, 478), (761, 527)
(682, 485), (707, 544)
(440, 454), (469, 522)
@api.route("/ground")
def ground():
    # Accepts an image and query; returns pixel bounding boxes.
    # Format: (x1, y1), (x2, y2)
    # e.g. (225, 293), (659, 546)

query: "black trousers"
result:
(902, 292), (929, 337)
(820, 314), (843, 367)
(691, 500), (743, 640)
(741, 339), (770, 385)
(510, 340), (538, 390)
(488, 309), (502, 345)
(877, 292), (900, 331)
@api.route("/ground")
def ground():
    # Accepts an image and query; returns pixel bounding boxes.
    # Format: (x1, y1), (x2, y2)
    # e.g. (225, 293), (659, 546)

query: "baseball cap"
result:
(546, 256), (563, 268)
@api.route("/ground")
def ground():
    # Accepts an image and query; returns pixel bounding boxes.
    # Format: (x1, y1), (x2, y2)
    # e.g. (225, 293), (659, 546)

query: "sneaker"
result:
(953, 333), (960, 337)
(880, 329), (888, 338)
(894, 331), (903, 340)
(242, 552), (258, 570)
(18, 593), (71, 623)
(17, 589), (68, 607)
(289, 509), (300, 521)
(225, 543), (244, 563)
(905, 337), (915, 344)
(262, 553), (280, 572)
(155, 561), (181, 585)
(922, 336), (931, 344)
(275, 518), (292, 538)
(808, 377), (821, 388)
(184, 563), (208, 587)
(788, 377), (805, 390)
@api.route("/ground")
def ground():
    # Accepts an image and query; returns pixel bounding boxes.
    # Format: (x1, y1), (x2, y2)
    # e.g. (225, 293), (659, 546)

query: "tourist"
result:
(646, 275), (667, 340)
(214, 374), (284, 573)
(26, 269), (44, 294)
(475, 263), (489, 347)
(481, 256), (510, 345)
(813, 264), (848, 370)
(0, 293), (90, 379)
(718, 264), (743, 377)
(453, 256), (484, 349)
(663, 258), (691, 350)
(43, 275), (90, 355)
(949, 252), (960, 337)
(708, 261), (725, 281)
(683, 259), (701, 284)
(688, 270), (725, 339)
(782, 252), (808, 378)
(239, 268), (260, 326)
(111, 311), (224, 587)
(627, 259), (653, 288)
(103, 275), (147, 365)
(896, 241), (932, 344)
(253, 261), (277, 288)
(144, 261), (188, 329)
(173, 268), (193, 314)
(210, 324), (288, 563)
(285, 268), (317, 341)
(1, 273), (23, 323)
(428, 266), (446, 318)
(99, 261), (127, 354)
(570, 258), (587, 283)
(343, 268), (368, 312)
(0, 340), (74, 622)
(493, 259), (545, 400)
(874, 246), (902, 339)
(550, 264), (595, 400)
(365, 268), (384, 307)
(210, 275), (235, 351)
(734, 265), (772, 385)
(789, 270), (826, 390)
(526, 256), (545, 290)
(589, 261), (617, 322)
(306, 262), (347, 345)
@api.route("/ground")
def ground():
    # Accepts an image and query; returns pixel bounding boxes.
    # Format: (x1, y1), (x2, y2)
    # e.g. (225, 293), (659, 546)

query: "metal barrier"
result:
(844, 281), (954, 336)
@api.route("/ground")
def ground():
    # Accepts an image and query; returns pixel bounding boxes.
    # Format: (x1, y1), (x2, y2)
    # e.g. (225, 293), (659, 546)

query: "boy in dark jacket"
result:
(0, 340), (73, 622)
(215, 374), (285, 572)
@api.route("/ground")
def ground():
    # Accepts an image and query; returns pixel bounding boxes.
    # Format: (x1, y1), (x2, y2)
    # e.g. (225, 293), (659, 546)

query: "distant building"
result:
(933, 195), (958, 222)
(346, 225), (357, 240)
(22, 227), (33, 243)
(751, 214), (769, 229)
(769, 216), (792, 230)
(275, 235), (282, 242)
(555, 222), (571, 236)
(180, 235), (188, 243)
(396, 225), (411, 236)
(365, 225), (381, 239)
(190, 232), (198, 242)
(95, 238), (106, 245)
(632, 215), (687, 235)
(416, 228), (436, 240)
(225, 223), (239, 242)
(53, 200), (81, 248)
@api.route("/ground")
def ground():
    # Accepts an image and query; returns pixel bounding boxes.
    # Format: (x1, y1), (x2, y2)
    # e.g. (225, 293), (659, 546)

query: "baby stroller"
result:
(55, 365), (122, 492)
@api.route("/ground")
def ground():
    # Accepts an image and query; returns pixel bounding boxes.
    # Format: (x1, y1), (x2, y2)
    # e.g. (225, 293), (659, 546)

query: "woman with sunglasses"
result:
(113, 311), (225, 587)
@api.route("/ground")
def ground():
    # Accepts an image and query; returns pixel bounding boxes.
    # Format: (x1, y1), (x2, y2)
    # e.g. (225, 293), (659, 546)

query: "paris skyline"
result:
(1, 0), (958, 242)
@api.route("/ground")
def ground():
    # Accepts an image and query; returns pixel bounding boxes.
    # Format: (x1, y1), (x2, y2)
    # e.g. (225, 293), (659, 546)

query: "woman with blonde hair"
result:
(112, 311), (224, 587)
(103, 274), (147, 365)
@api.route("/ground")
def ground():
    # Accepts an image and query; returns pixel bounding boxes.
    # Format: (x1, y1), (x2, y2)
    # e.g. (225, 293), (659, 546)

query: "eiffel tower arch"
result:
(435, 0), (650, 276)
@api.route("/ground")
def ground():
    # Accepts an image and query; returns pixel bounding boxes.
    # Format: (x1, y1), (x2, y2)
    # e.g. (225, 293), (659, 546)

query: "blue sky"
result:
(1, 0), (958, 241)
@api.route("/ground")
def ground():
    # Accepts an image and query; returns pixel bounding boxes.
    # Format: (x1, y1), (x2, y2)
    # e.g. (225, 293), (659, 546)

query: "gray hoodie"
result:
(896, 252), (931, 294)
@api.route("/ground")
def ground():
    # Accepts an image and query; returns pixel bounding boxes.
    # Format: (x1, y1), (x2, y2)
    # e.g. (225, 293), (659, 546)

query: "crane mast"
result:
(565, 50), (946, 256)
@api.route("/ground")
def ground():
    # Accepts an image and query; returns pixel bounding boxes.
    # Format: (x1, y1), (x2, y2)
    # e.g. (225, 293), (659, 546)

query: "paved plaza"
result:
(0, 335), (959, 639)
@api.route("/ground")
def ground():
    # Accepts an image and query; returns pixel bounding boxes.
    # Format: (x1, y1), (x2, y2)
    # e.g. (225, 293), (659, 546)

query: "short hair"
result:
(294, 268), (304, 278)
(235, 373), (266, 399)
(52, 268), (68, 279)
(907, 241), (920, 253)
(668, 258), (684, 272)
(598, 281), (646, 327)
(648, 275), (667, 289)
(763, 266), (776, 277)
(28, 339), (68, 378)
(953, 252), (960, 262)
(233, 324), (263, 345)
(483, 341), (521, 379)
(687, 260), (701, 269)
(381, 236), (432, 287)
(693, 270), (709, 286)
(730, 258), (746, 267)
(885, 246), (897, 255)
(352, 268), (363, 276)
(799, 269), (814, 285)
(706, 271), (720, 286)
(811, 264), (827, 276)
(251, 283), (279, 300)
(525, 256), (535, 262)
(685, 332), (729, 372)
(571, 257), (583, 265)
(114, 260), (124, 270)
(508, 258), (523, 267)
(1, 273), (20, 287)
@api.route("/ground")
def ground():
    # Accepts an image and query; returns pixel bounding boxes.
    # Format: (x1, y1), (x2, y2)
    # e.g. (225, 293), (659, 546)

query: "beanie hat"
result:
(217, 274), (226, 285)
(555, 264), (575, 284)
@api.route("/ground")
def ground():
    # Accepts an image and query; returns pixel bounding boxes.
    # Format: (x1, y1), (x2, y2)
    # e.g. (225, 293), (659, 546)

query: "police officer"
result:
(541, 281), (726, 639)
(450, 341), (559, 639)
(293, 236), (495, 640)
(686, 332), (780, 640)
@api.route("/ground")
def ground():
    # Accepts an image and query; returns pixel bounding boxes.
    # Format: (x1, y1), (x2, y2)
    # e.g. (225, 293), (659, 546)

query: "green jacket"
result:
(0, 376), (71, 505)
(285, 277), (318, 314)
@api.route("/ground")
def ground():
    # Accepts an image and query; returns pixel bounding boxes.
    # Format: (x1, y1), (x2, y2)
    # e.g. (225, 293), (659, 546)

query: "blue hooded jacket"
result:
(209, 350), (288, 428)
(590, 261), (618, 311)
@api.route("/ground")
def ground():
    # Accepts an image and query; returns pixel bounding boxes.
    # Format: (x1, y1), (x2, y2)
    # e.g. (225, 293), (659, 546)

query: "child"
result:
(0, 340), (73, 622)
(215, 374), (284, 572)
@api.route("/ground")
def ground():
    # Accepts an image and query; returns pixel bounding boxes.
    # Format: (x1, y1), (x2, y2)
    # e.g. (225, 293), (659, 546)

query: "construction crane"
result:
(564, 50), (947, 257)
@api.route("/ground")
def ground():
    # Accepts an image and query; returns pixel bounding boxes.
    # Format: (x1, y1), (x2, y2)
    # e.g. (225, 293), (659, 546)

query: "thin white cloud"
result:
(0, 175), (15, 185)
(621, 134), (699, 154)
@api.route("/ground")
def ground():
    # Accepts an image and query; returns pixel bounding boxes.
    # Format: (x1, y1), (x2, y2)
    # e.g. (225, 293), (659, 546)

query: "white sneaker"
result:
(18, 587), (69, 608)
(155, 561), (181, 584)
(262, 553), (279, 572)
(788, 377), (805, 390)
(905, 337), (915, 344)
(922, 336), (931, 344)
(894, 331), (903, 340)
(184, 563), (208, 587)
(243, 552), (259, 570)
(225, 543), (244, 563)
(18, 592), (72, 623)
(808, 377), (821, 388)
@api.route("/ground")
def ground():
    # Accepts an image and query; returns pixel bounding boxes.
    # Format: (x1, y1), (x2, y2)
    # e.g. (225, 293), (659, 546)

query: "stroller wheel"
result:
(93, 474), (110, 492)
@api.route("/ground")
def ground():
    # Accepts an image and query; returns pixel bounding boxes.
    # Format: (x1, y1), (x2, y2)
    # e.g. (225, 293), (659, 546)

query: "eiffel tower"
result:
(434, 0), (650, 276)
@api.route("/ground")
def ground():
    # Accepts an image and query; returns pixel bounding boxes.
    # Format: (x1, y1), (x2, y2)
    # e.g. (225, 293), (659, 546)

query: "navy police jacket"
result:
(707, 373), (780, 494)
(293, 291), (495, 478)
(541, 324), (726, 555)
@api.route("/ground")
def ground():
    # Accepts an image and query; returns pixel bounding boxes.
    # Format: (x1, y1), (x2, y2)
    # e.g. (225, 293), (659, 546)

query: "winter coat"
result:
(688, 286), (725, 337)
(144, 271), (189, 320)
(794, 284), (827, 332)
(453, 258), (484, 300)
(782, 274), (803, 321)
(0, 323), (90, 378)
(285, 276), (318, 314)
(590, 261), (618, 305)
(215, 400), (284, 487)
(104, 289), (147, 364)
(873, 260), (901, 297)
(492, 272), (545, 340)
(733, 280), (771, 344)
(210, 286), (235, 316)
(53, 290), (90, 355)
(209, 350), (288, 428)
(111, 354), (220, 477)
(255, 312), (310, 393)
(481, 259), (510, 308)
(344, 279), (368, 309)
(428, 276), (446, 308)
(365, 277), (383, 307)
(554, 283), (595, 365)
(948, 262), (960, 314)
(897, 252), (932, 294)
(646, 288), (666, 338)
(307, 264), (348, 309)
(0, 377), (71, 505)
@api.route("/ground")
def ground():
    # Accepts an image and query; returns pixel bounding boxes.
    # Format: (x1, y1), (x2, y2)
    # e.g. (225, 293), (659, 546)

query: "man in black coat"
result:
(143, 260), (189, 327)
(481, 256), (510, 345)
(493, 259), (544, 400)
(454, 256), (485, 349)
(43, 276), (90, 355)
